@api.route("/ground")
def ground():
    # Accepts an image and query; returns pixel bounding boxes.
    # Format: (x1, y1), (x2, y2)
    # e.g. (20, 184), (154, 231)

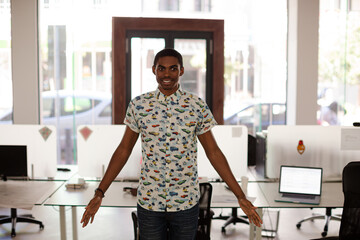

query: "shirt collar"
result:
(155, 86), (183, 103)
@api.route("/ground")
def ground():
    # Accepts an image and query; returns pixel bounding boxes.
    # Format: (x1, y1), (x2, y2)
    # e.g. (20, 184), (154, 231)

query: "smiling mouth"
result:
(162, 79), (172, 84)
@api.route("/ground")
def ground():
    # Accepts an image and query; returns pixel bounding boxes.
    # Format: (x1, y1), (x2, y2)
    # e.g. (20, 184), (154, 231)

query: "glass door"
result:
(126, 31), (212, 109)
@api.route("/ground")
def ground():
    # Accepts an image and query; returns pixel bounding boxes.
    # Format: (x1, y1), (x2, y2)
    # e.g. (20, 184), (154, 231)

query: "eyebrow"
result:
(157, 64), (179, 68)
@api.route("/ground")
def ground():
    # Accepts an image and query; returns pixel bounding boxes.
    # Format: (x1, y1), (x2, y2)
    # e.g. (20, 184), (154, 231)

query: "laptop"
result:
(275, 165), (323, 205)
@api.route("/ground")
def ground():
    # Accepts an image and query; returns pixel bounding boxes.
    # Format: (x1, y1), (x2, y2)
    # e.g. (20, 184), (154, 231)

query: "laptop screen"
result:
(279, 166), (323, 195)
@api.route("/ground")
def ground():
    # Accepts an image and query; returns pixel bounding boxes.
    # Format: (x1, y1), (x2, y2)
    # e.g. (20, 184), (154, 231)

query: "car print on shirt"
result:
(181, 129), (191, 134)
(175, 108), (185, 113)
(125, 88), (216, 212)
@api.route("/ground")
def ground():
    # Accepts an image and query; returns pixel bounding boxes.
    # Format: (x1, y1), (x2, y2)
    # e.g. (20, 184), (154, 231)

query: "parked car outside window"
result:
(0, 90), (112, 164)
(224, 102), (286, 135)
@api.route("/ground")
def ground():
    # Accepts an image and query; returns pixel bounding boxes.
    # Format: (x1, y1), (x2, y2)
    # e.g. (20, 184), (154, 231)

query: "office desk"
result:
(212, 182), (343, 240)
(211, 182), (269, 240)
(0, 180), (63, 210)
(44, 181), (268, 240)
(253, 182), (343, 240)
(258, 182), (343, 208)
(44, 181), (138, 240)
(44, 181), (343, 240)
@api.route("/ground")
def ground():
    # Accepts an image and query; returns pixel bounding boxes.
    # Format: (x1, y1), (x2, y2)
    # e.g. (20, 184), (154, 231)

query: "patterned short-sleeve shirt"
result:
(124, 87), (217, 212)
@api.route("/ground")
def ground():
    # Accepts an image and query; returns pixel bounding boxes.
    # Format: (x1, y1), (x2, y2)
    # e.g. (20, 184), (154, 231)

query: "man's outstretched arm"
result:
(80, 126), (139, 227)
(197, 130), (262, 227)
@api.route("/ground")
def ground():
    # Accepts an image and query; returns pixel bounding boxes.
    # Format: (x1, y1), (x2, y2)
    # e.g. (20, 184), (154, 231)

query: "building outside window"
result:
(318, 0), (360, 126)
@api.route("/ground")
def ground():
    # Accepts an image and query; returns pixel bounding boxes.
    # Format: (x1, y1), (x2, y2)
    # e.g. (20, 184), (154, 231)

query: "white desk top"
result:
(43, 181), (343, 209)
(44, 181), (139, 207)
(0, 180), (63, 210)
(44, 181), (269, 209)
(211, 182), (268, 208)
(257, 182), (343, 208)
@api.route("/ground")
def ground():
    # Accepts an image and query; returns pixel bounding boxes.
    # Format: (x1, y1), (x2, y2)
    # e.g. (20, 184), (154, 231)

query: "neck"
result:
(159, 85), (179, 96)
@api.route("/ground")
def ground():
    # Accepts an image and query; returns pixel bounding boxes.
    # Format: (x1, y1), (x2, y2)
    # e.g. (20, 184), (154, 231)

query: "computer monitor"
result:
(0, 145), (28, 180)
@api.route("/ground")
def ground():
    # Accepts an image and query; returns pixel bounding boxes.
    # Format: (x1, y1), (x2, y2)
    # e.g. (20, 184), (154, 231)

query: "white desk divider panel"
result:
(266, 125), (360, 180)
(77, 125), (142, 179)
(197, 125), (248, 180)
(0, 125), (57, 178)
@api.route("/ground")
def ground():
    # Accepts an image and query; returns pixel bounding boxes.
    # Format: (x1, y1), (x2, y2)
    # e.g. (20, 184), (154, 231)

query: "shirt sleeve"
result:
(195, 98), (217, 136)
(124, 100), (140, 133)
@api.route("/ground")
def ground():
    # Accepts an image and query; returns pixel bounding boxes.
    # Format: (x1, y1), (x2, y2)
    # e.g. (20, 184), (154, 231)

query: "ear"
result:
(179, 67), (184, 76)
(152, 66), (156, 75)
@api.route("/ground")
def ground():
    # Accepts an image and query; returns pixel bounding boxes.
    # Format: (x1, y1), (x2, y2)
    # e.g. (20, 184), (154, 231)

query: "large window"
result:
(39, 1), (113, 164)
(39, 0), (288, 164)
(0, 0), (12, 125)
(222, 1), (288, 134)
(318, 0), (360, 126)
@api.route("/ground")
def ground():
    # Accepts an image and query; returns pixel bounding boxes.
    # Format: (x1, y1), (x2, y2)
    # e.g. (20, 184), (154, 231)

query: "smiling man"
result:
(80, 49), (262, 240)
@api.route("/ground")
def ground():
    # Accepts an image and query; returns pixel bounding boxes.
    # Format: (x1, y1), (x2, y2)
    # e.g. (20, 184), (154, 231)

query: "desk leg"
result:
(60, 206), (67, 240)
(255, 208), (263, 240)
(249, 208), (263, 240)
(72, 206), (78, 240)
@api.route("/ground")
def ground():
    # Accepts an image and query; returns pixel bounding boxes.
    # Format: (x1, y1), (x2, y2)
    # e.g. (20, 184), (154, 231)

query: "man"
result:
(81, 48), (262, 239)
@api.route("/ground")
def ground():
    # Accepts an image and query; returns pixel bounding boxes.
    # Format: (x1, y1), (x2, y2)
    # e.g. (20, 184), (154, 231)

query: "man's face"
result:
(152, 56), (184, 96)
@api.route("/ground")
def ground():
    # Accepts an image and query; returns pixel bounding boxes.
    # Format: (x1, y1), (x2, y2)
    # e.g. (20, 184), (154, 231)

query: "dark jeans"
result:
(137, 203), (199, 240)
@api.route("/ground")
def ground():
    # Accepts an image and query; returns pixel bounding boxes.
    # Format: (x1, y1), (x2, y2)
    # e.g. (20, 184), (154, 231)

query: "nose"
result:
(164, 69), (170, 76)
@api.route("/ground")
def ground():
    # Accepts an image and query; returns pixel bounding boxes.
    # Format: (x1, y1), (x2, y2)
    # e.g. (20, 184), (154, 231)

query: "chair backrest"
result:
(339, 161), (360, 240)
(197, 182), (214, 240)
(199, 182), (212, 215)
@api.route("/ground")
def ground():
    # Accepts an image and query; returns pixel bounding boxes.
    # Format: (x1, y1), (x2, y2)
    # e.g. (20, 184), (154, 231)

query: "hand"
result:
(80, 196), (102, 227)
(238, 197), (263, 227)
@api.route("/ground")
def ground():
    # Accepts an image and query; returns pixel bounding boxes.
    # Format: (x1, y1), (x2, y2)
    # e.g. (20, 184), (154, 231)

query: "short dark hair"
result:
(153, 48), (183, 68)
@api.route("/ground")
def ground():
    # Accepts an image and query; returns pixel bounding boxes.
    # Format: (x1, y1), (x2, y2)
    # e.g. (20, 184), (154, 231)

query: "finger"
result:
(90, 215), (94, 224)
(253, 211), (263, 224)
(82, 218), (88, 228)
(80, 213), (87, 223)
(254, 216), (262, 227)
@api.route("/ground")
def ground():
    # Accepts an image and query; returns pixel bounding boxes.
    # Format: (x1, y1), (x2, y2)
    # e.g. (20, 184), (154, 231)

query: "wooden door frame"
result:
(112, 17), (224, 124)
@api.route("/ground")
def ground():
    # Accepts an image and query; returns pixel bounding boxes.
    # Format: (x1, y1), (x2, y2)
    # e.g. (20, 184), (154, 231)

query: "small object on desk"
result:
(57, 167), (71, 172)
(241, 176), (249, 194)
(198, 176), (208, 183)
(123, 187), (137, 196)
(65, 178), (86, 189)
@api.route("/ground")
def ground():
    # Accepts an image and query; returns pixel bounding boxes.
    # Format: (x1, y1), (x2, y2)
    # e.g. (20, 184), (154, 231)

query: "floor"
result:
(0, 206), (342, 240)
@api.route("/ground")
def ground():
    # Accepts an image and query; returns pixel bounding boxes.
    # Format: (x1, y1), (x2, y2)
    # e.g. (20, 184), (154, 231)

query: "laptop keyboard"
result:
(282, 193), (316, 199)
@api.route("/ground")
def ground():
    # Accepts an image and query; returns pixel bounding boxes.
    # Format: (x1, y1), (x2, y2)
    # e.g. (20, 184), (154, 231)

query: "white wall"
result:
(287, 0), (319, 125)
(11, 0), (39, 124)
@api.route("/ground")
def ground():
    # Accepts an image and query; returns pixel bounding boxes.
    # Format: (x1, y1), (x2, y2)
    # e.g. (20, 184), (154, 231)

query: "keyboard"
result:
(282, 193), (316, 199)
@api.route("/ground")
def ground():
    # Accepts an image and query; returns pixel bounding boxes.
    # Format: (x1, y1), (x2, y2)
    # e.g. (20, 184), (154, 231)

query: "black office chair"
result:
(197, 182), (215, 239)
(311, 161), (360, 240)
(296, 207), (341, 237)
(0, 208), (44, 237)
(132, 182), (214, 240)
(213, 208), (249, 233)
